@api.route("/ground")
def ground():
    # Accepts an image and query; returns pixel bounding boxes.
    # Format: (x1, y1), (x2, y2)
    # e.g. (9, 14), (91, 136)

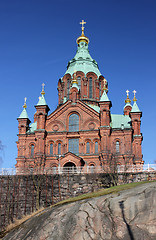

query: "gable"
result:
(46, 100), (100, 132)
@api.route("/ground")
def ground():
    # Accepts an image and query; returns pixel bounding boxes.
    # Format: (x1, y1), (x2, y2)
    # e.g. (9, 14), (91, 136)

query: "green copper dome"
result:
(65, 41), (101, 77)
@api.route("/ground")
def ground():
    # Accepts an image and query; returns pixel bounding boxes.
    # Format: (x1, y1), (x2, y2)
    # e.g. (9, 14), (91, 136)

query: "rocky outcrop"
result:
(3, 182), (156, 240)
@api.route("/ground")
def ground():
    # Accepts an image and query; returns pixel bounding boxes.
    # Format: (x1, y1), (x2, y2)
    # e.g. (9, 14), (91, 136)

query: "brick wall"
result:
(0, 172), (155, 232)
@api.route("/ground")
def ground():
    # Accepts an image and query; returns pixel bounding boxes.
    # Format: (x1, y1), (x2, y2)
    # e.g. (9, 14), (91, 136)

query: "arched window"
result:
(95, 141), (98, 153)
(50, 143), (53, 155)
(116, 141), (120, 153)
(58, 143), (61, 155)
(67, 79), (70, 99)
(31, 145), (34, 156)
(77, 76), (81, 89)
(86, 142), (90, 154)
(69, 114), (79, 132)
(89, 77), (93, 98)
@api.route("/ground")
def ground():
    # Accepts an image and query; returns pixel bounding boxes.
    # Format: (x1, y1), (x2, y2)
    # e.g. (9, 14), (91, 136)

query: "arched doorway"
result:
(63, 162), (77, 173)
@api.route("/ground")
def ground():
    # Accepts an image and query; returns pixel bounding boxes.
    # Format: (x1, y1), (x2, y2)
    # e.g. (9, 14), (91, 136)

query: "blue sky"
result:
(0, 0), (156, 167)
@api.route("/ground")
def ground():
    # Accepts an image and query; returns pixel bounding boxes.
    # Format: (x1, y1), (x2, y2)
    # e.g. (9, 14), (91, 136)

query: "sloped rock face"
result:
(3, 182), (156, 240)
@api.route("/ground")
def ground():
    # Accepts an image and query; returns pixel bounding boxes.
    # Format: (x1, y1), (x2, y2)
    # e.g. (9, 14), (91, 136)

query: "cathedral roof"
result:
(100, 90), (110, 102)
(111, 114), (131, 129)
(65, 21), (101, 77)
(131, 101), (141, 112)
(18, 98), (29, 119)
(18, 108), (29, 119)
(37, 94), (47, 106)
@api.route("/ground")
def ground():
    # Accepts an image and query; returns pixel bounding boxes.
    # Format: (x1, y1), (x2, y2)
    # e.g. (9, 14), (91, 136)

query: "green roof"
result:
(87, 104), (100, 113)
(18, 108), (29, 119)
(111, 114), (131, 129)
(27, 121), (37, 133)
(131, 102), (141, 112)
(65, 41), (101, 77)
(37, 95), (47, 106)
(100, 90), (110, 102)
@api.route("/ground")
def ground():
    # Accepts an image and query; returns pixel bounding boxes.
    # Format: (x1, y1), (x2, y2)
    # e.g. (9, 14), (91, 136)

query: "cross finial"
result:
(41, 83), (45, 95)
(103, 78), (108, 92)
(80, 20), (86, 31)
(23, 97), (27, 108)
(126, 90), (129, 97)
(133, 90), (137, 102)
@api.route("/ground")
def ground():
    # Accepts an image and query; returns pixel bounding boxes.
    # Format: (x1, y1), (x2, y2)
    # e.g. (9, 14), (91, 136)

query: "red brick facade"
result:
(16, 30), (143, 173)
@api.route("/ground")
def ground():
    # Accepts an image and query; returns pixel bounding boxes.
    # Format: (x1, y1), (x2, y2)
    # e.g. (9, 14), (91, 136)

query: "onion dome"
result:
(65, 20), (101, 77)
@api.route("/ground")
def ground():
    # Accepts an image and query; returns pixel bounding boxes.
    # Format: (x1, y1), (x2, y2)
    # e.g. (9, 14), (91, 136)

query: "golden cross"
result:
(80, 20), (86, 30)
(24, 97), (27, 104)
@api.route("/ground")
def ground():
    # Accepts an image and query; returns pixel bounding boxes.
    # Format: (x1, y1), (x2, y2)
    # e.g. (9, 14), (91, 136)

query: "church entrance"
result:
(63, 162), (77, 173)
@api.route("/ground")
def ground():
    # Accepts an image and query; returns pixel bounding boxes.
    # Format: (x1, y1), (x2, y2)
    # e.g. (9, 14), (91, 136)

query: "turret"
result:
(99, 78), (112, 127)
(17, 98), (31, 134)
(124, 90), (132, 115)
(129, 90), (143, 164)
(35, 83), (50, 130)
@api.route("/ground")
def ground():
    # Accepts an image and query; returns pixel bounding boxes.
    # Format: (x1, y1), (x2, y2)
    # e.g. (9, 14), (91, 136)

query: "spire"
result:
(18, 97), (29, 119)
(65, 20), (101, 77)
(37, 83), (47, 106)
(100, 78), (109, 101)
(70, 73), (79, 90)
(131, 90), (141, 112)
(76, 20), (89, 45)
(124, 89), (132, 108)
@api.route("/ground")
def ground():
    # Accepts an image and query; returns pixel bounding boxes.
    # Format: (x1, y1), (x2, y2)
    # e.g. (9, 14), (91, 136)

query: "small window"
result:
(116, 141), (120, 153)
(86, 142), (90, 154)
(95, 141), (98, 153)
(31, 145), (34, 156)
(89, 77), (93, 98)
(50, 143), (53, 155)
(58, 143), (61, 155)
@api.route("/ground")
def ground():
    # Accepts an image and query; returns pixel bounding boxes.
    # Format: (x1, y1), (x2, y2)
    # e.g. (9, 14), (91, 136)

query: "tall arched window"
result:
(31, 145), (34, 156)
(69, 114), (79, 132)
(77, 76), (81, 89)
(89, 77), (93, 98)
(50, 143), (53, 155)
(95, 141), (98, 153)
(86, 142), (90, 154)
(116, 141), (120, 153)
(99, 81), (101, 97)
(58, 143), (61, 155)
(67, 79), (70, 99)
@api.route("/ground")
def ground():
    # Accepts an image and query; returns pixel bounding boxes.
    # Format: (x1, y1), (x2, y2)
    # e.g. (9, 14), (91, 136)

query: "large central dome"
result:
(65, 26), (101, 77)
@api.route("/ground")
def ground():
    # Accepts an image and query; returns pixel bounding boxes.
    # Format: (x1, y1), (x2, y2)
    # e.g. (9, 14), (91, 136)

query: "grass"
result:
(0, 180), (155, 238)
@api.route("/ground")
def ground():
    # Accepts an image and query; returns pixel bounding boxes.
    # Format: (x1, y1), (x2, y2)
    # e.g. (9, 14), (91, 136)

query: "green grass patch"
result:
(51, 181), (156, 208)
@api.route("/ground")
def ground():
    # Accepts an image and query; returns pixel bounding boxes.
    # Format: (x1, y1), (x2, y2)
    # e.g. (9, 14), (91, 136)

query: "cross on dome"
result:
(126, 90), (129, 97)
(80, 20), (86, 30)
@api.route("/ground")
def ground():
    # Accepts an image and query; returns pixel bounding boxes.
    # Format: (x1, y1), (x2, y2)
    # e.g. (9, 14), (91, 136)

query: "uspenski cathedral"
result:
(16, 20), (143, 173)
